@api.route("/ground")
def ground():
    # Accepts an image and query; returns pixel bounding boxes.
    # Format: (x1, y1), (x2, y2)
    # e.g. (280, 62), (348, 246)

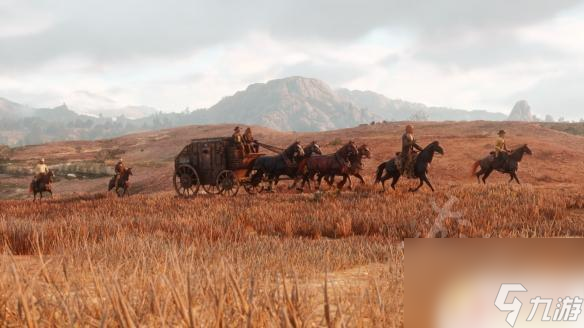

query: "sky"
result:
(1, 0), (584, 120)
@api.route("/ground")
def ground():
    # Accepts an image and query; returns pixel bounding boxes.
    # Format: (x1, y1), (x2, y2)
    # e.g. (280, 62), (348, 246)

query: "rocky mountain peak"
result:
(508, 100), (533, 122)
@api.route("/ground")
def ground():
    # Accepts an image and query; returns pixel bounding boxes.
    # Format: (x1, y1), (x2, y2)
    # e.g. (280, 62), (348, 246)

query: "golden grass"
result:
(1, 183), (583, 326)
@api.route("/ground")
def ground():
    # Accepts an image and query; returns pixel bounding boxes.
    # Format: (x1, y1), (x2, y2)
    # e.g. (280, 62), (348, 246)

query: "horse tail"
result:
(374, 162), (386, 184)
(471, 160), (481, 176)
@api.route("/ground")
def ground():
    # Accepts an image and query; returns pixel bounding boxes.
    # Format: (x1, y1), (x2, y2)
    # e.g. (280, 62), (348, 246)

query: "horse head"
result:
(286, 142), (304, 161)
(46, 170), (55, 183)
(305, 142), (322, 156)
(427, 141), (444, 155)
(341, 141), (358, 158)
(358, 144), (371, 159)
(522, 144), (532, 155)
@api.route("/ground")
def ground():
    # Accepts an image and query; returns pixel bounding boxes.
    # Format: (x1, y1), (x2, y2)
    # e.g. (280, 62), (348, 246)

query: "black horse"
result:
(472, 144), (532, 184)
(251, 142), (305, 192)
(283, 142), (323, 189)
(108, 167), (133, 197)
(375, 141), (444, 192)
(30, 170), (54, 201)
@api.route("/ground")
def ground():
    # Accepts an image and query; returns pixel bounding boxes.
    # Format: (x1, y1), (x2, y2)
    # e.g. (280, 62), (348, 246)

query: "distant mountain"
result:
(336, 89), (507, 121)
(0, 97), (33, 120)
(0, 76), (517, 146)
(508, 100), (534, 122)
(202, 77), (377, 131)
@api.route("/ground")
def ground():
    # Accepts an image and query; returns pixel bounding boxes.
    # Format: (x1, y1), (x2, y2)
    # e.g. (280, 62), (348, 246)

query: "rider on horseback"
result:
(493, 130), (510, 168)
(32, 158), (49, 188)
(400, 125), (423, 178)
(114, 158), (126, 192)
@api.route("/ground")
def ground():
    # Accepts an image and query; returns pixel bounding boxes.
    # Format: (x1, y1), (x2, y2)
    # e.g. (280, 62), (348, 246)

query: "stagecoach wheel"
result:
(202, 184), (221, 195)
(217, 170), (240, 197)
(243, 169), (265, 194)
(173, 164), (200, 198)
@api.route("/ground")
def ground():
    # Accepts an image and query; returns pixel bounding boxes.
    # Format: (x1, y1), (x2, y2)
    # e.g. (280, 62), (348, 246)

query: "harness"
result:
(280, 153), (294, 168)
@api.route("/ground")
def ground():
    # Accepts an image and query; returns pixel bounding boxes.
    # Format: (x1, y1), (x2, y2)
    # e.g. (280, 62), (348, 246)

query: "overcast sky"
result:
(1, 0), (584, 120)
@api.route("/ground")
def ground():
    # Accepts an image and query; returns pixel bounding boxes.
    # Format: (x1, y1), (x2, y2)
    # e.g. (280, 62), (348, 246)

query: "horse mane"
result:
(422, 141), (440, 151)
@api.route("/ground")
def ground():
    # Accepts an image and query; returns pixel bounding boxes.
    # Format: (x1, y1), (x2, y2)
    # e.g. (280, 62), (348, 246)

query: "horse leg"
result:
(325, 174), (335, 187)
(355, 173), (365, 185)
(316, 174), (325, 190)
(482, 168), (493, 184)
(390, 174), (400, 191)
(289, 177), (299, 190)
(337, 175), (348, 190)
(409, 178), (424, 192)
(379, 171), (391, 191)
(475, 168), (484, 184)
(422, 175), (435, 192)
(512, 172), (521, 185)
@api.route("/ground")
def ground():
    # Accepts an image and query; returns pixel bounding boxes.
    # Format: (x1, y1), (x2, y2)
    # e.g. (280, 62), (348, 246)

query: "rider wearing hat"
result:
(242, 127), (256, 153)
(232, 126), (244, 153)
(401, 125), (423, 177)
(33, 158), (49, 185)
(114, 158), (126, 192)
(494, 129), (510, 167)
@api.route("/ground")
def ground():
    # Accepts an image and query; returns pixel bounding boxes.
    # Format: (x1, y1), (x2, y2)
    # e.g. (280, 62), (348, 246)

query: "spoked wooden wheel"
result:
(173, 164), (200, 198)
(217, 170), (240, 196)
(244, 169), (265, 195)
(202, 184), (221, 195)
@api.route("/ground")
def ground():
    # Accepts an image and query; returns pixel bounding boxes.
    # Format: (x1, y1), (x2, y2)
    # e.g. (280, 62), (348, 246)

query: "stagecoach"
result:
(173, 137), (265, 197)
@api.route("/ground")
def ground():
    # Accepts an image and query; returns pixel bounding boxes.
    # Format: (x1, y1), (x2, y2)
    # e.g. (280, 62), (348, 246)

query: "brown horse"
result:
(285, 142), (323, 189)
(324, 144), (371, 190)
(108, 167), (133, 197)
(472, 145), (532, 184)
(297, 142), (359, 191)
(30, 170), (54, 201)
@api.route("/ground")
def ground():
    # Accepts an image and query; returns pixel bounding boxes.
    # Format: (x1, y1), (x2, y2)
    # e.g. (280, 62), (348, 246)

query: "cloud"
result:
(0, 0), (583, 121)
(0, 0), (581, 71)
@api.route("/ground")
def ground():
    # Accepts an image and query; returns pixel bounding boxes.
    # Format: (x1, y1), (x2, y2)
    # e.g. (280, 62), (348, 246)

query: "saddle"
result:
(395, 153), (418, 178)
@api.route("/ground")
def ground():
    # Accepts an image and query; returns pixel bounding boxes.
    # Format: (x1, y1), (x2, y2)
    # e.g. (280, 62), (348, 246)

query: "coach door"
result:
(199, 143), (212, 184)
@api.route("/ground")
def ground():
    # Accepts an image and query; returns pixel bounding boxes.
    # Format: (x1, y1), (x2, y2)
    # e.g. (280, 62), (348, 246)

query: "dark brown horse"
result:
(324, 144), (371, 190)
(297, 142), (359, 191)
(375, 141), (444, 192)
(108, 167), (133, 197)
(30, 170), (54, 201)
(472, 144), (532, 184)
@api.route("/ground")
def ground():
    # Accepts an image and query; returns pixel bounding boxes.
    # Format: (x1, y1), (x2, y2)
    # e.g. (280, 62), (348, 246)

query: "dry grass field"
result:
(1, 121), (584, 326)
